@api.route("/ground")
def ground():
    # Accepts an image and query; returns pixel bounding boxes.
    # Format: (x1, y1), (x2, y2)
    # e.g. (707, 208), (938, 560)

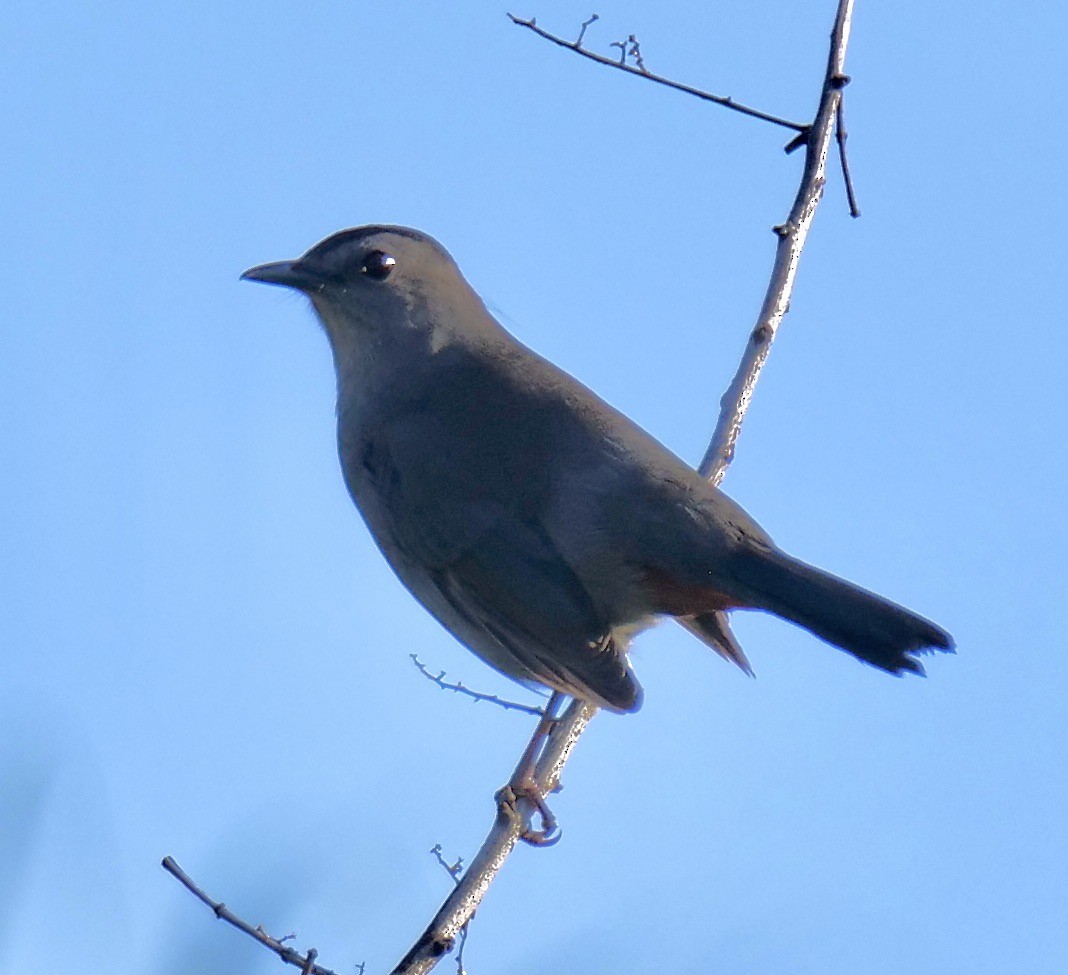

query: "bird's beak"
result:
(240, 260), (324, 292)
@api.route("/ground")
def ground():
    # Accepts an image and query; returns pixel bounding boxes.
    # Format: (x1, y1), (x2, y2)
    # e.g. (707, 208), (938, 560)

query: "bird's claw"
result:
(496, 783), (561, 847)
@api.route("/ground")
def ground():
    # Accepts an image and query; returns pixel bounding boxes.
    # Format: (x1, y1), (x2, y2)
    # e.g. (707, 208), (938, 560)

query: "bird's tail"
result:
(727, 545), (954, 674)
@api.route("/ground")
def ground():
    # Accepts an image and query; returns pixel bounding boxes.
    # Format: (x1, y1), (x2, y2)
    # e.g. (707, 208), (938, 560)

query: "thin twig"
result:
(508, 14), (806, 133)
(698, 0), (856, 482)
(575, 13), (598, 48)
(161, 857), (342, 975)
(454, 927), (470, 975)
(834, 80), (861, 217)
(430, 844), (464, 885)
(410, 654), (545, 715)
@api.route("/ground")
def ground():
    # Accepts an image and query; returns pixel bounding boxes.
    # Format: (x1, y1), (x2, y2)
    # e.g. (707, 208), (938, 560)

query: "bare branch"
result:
(508, 13), (806, 133)
(161, 856), (343, 975)
(698, 0), (856, 482)
(410, 654), (545, 715)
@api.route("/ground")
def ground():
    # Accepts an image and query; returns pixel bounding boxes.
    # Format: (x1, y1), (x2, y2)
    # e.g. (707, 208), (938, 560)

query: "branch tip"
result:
(162, 856), (342, 975)
(783, 129), (809, 154)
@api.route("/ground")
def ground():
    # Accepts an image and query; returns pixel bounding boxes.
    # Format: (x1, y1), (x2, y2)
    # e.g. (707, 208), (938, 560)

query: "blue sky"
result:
(2, 2), (1065, 973)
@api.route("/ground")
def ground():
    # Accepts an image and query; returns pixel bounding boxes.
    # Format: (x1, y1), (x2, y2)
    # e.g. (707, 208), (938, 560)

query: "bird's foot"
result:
(494, 691), (567, 845)
(495, 781), (561, 846)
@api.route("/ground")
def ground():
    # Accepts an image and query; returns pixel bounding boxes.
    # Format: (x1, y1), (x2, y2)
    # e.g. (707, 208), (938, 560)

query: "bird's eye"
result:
(361, 251), (396, 280)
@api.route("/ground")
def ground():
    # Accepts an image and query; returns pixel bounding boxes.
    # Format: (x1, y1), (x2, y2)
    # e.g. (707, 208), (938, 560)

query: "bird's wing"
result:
(353, 367), (641, 712)
(431, 519), (641, 712)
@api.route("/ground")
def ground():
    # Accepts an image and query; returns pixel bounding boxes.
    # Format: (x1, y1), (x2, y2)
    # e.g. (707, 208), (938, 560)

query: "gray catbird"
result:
(242, 225), (953, 713)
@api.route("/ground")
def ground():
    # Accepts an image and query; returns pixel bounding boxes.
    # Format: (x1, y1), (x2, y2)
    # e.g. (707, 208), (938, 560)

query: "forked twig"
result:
(610, 34), (648, 74)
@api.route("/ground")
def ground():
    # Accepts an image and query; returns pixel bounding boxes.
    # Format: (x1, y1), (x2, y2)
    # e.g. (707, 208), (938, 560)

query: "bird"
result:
(242, 225), (953, 713)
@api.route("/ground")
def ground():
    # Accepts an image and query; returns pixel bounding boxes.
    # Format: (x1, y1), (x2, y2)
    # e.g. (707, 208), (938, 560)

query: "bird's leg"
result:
(496, 691), (566, 846)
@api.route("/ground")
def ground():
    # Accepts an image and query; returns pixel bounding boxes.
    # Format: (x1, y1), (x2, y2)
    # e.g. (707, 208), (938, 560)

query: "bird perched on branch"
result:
(243, 226), (953, 713)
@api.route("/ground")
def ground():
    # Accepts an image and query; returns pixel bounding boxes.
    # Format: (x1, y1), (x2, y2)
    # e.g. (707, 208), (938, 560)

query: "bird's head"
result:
(242, 225), (494, 372)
